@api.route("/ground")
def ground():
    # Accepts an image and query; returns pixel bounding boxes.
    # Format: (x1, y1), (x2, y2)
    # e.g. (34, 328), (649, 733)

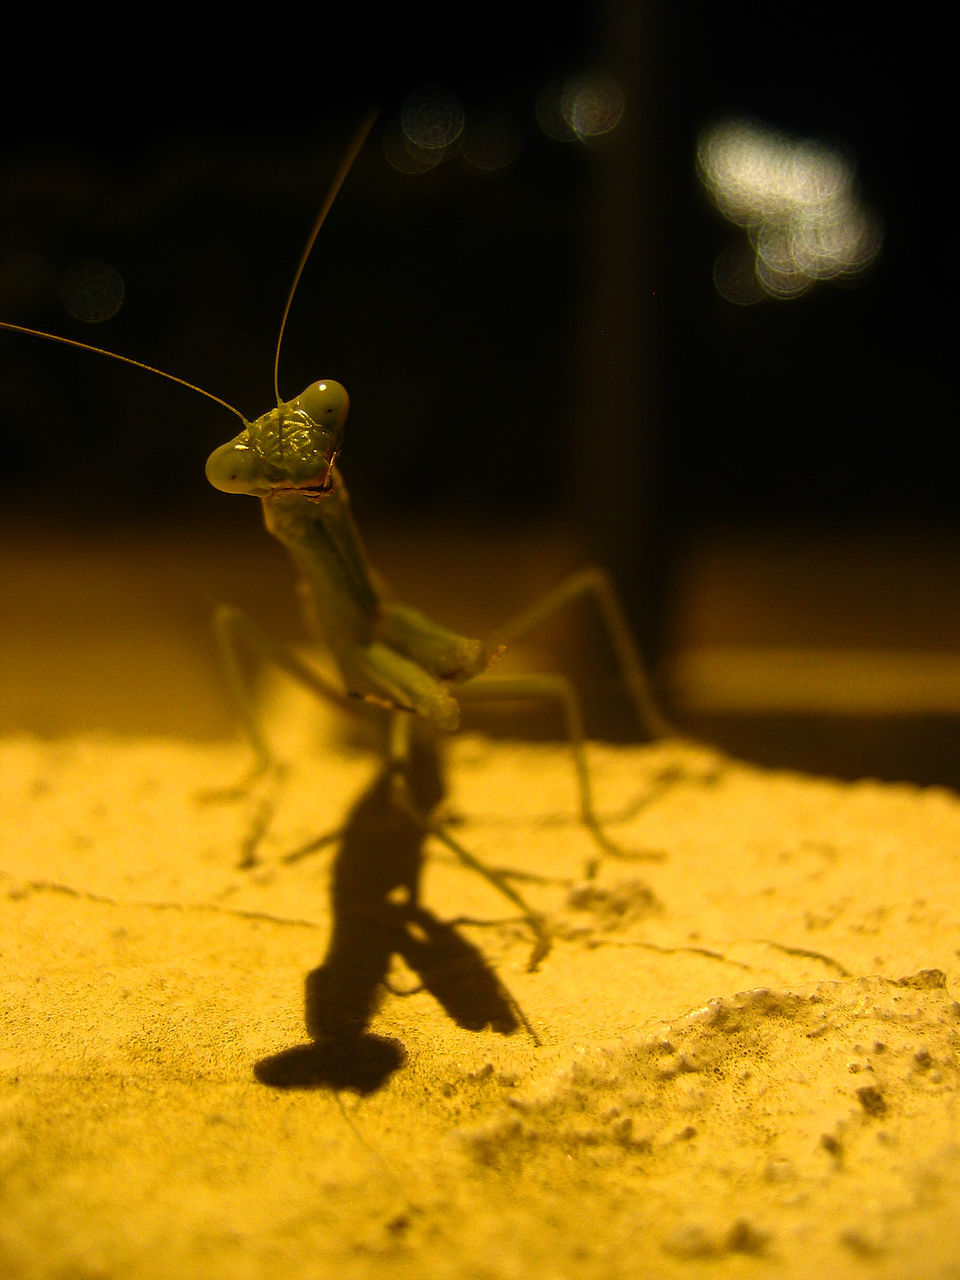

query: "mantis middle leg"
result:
(205, 604), (358, 865)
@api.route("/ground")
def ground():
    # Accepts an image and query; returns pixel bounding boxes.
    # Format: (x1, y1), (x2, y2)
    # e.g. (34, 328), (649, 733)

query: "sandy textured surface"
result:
(2, 714), (959, 1279)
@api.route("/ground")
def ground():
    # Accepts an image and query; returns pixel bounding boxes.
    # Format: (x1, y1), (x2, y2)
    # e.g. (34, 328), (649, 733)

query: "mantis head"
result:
(205, 380), (349, 498)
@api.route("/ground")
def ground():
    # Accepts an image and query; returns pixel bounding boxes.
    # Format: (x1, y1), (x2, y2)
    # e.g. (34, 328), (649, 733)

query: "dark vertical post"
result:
(575, 0), (665, 678)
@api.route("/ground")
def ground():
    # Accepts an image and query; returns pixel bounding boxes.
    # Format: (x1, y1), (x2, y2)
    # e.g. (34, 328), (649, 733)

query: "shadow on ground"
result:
(255, 728), (523, 1093)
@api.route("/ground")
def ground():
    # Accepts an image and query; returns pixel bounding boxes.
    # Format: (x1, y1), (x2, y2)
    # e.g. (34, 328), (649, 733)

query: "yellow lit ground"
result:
(2, 522), (959, 1279)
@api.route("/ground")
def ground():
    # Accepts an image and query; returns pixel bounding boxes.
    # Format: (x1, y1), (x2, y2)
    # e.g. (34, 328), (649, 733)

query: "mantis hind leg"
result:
(491, 565), (676, 740)
(460, 567), (677, 876)
(456, 672), (666, 878)
(386, 712), (552, 970)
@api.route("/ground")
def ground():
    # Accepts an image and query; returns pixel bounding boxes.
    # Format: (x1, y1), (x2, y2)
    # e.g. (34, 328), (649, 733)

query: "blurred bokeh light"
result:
(698, 118), (882, 302)
(536, 71), (625, 143)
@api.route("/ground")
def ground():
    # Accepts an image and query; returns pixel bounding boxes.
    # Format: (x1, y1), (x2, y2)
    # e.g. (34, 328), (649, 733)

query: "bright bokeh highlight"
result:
(698, 118), (882, 302)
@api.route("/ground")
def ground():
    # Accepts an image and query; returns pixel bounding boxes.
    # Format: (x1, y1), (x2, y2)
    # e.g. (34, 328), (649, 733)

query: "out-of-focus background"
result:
(1, 3), (955, 785)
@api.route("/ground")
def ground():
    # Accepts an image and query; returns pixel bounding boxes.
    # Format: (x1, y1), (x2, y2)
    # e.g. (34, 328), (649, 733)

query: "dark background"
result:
(0, 2), (954, 767)
(3, 5), (949, 516)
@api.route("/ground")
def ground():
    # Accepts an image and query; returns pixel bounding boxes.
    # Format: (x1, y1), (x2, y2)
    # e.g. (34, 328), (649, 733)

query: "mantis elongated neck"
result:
(261, 475), (382, 654)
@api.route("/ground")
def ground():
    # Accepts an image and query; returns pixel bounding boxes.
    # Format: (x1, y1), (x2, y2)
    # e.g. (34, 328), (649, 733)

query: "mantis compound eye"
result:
(297, 380), (349, 429)
(205, 435), (262, 494)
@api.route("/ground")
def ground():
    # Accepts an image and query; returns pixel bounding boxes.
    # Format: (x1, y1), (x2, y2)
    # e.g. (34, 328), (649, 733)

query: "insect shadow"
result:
(254, 724), (527, 1094)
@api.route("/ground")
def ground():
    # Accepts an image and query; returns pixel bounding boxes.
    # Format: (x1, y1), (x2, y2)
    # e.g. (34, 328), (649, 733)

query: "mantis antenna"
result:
(0, 112), (378, 428)
(0, 320), (249, 426)
(271, 108), (379, 407)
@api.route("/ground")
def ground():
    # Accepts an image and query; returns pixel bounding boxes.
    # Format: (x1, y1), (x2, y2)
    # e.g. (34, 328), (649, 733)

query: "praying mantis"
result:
(1, 113), (672, 969)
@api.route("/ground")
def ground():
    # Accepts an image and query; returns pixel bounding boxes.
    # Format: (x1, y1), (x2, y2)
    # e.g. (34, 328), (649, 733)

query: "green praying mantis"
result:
(1, 113), (673, 968)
